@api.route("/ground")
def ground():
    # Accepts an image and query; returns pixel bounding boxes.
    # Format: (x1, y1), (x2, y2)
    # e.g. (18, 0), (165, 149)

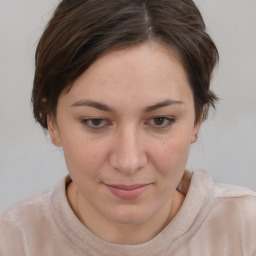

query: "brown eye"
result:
(91, 119), (103, 126)
(153, 117), (165, 126)
(148, 116), (175, 128)
(81, 118), (110, 129)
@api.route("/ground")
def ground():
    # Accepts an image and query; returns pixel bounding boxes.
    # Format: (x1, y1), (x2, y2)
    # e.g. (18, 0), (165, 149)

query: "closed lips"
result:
(104, 183), (152, 200)
(107, 184), (150, 190)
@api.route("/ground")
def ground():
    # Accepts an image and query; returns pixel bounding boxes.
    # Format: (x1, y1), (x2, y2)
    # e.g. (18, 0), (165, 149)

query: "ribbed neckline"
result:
(50, 169), (214, 256)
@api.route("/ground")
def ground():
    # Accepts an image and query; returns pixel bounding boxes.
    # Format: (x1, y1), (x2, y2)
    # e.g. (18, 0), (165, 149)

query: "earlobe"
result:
(190, 120), (202, 144)
(191, 130), (198, 144)
(191, 111), (204, 144)
(47, 115), (62, 147)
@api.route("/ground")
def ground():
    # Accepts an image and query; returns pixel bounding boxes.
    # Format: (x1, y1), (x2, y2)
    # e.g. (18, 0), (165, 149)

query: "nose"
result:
(109, 126), (147, 175)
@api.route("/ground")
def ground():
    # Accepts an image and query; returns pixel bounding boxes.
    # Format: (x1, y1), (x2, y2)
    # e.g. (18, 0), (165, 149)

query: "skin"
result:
(48, 41), (201, 245)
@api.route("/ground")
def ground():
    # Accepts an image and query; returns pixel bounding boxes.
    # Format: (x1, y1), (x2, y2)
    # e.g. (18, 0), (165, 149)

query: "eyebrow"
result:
(144, 99), (184, 112)
(71, 100), (114, 112)
(71, 99), (183, 112)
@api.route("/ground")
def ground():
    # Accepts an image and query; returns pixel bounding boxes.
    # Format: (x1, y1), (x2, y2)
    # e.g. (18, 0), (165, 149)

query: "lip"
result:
(105, 183), (151, 200)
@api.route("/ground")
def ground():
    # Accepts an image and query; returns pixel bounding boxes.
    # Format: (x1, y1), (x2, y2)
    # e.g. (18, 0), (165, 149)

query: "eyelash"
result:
(81, 116), (175, 130)
(81, 118), (111, 130)
(147, 116), (175, 128)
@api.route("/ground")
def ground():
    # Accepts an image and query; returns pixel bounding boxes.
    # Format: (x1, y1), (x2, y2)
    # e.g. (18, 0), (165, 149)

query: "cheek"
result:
(151, 135), (191, 174)
(61, 132), (108, 175)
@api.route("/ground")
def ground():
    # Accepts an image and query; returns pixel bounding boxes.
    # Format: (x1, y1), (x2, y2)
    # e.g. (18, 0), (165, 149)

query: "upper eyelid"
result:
(81, 118), (110, 128)
(150, 115), (174, 119)
(146, 116), (175, 121)
(81, 117), (109, 123)
(145, 116), (175, 126)
(80, 116), (175, 122)
(80, 114), (175, 121)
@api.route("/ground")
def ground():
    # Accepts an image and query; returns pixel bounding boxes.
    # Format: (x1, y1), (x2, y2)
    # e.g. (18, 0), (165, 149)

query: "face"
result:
(49, 42), (200, 231)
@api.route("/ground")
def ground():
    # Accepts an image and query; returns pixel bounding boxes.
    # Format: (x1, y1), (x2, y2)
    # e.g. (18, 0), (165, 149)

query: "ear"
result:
(47, 115), (62, 147)
(190, 112), (203, 144)
(190, 121), (201, 144)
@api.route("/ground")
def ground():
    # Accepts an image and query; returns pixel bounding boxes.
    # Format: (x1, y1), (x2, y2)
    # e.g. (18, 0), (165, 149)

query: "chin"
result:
(107, 206), (152, 226)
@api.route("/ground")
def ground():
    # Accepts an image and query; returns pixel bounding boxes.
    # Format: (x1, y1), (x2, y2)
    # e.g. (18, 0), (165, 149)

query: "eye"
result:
(147, 116), (175, 128)
(81, 118), (110, 129)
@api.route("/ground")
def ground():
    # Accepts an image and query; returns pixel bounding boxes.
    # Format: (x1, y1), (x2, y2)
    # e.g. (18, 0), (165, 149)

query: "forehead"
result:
(84, 41), (184, 81)
(60, 42), (193, 110)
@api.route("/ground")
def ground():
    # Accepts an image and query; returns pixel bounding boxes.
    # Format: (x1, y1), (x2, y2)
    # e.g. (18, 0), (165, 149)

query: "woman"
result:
(1, 0), (255, 255)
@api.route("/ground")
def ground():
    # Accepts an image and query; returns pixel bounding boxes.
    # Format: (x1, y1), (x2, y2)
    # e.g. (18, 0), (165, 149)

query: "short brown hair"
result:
(32, 0), (219, 129)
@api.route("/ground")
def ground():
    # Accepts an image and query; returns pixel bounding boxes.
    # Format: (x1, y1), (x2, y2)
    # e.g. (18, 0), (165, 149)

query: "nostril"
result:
(109, 129), (147, 174)
(109, 150), (147, 174)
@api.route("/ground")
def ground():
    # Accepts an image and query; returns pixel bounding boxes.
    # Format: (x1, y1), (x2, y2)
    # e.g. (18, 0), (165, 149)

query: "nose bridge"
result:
(110, 124), (147, 174)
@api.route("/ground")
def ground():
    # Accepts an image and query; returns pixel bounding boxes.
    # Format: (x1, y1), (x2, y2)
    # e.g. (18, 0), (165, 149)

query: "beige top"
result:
(1, 169), (256, 256)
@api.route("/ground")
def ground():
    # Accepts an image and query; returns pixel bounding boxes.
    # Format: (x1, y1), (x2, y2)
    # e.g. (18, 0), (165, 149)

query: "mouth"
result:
(104, 183), (152, 200)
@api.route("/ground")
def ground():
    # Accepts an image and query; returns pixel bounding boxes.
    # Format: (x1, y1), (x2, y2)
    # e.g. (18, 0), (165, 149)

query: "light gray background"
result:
(1, 0), (256, 212)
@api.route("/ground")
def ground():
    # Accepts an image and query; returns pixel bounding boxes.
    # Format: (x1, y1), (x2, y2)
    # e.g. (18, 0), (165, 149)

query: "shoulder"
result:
(211, 178), (256, 255)
(213, 181), (256, 216)
(192, 168), (256, 202)
(213, 182), (256, 224)
(188, 170), (256, 255)
(0, 176), (70, 224)
(188, 169), (256, 222)
(0, 188), (54, 255)
(0, 188), (52, 224)
(0, 176), (75, 255)
(194, 168), (256, 219)
(214, 181), (256, 199)
(190, 169), (256, 230)
(0, 218), (26, 256)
